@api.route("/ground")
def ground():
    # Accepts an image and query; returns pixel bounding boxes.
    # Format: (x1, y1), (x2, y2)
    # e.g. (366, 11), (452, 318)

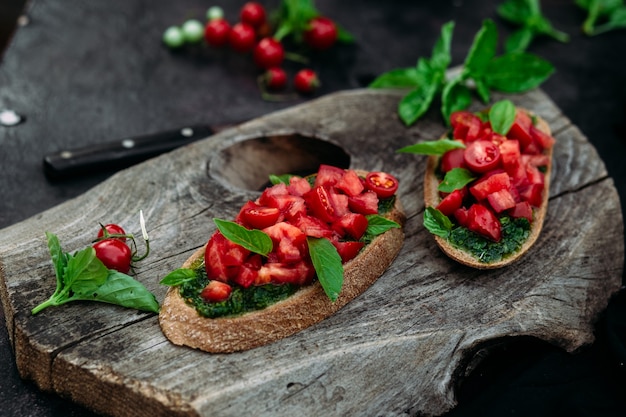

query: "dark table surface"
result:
(1, 1), (626, 416)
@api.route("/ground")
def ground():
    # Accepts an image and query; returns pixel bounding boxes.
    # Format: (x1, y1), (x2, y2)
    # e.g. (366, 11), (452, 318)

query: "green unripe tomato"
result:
(162, 26), (185, 48)
(206, 6), (224, 21)
(181, 19), (204, 43)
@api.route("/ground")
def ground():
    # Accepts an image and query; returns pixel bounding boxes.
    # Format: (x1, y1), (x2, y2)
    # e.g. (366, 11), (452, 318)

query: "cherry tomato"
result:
(93, 239), (132, 273)
(200, 280), (232, 303)
(293, 69), (319, 94)
(204, 18), (231, 47)
(440, 148), (466, 173)
(241, 206), (281, 229)
(304, 16), (338, 50)
(365, 172), (399, 199)
(97, 223), (127, 242)
(450, 111), (482, 142)
(253, 38), (284, 69)
(229, 22), (256, 53)
(261, 67), (287, 90)
(240, 2), (266, 29)
(463, 140), (502, 173)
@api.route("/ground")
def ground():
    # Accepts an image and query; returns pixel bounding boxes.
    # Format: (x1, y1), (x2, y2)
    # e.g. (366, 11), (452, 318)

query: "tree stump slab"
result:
(0, 88), (622, 416)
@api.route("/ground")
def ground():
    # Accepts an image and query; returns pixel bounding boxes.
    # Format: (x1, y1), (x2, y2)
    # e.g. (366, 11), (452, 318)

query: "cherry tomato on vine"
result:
(94, 239), (132, 273)
(229, 22), (256, 53)
(97, 223), (127, 242)
(304, 16), (338, 50)
(294, 69), (319, 94)
(365, 172), (399, 199)
(253, 38), (284, 69)
(204, 18), (231, 47)
(240, 2), (266, 29)
(262, 67), (287, 90)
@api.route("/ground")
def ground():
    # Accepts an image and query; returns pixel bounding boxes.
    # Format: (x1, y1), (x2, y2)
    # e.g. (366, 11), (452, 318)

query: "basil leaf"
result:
(489, 99), (516, 135)
(398, 86), (438, 126)
(364, 215), (400, 238)
(398, 139), (465, 156)
(72, 270), (159, 313)
(484, 52), (554, 92)
(441, 78), (472, 123)
(591, 7), (626, 35)
(463, 19), (498, 76)
(65, 247), (109, 294)
(424, 207), (453, 238)
(269, 174), (293, 185)
(307, 237), (343, 302)
(505, 27), (535, 53)
(430, 21), (455, 71)
(160, 268), (197, 286)
(473, 78), (491, 103)
(214, 218), (273, 256)
(369, 67), (421, 89)
(46, 231), (67, 292)
(438, 168), (476, 193)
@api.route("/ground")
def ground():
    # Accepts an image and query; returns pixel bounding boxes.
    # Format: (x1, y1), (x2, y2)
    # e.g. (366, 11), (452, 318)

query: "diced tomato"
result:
(440, 148), (466, 173)
(467, 203), (501, 242)
(257, 261), (315, 286)
(509, 201), (533, 223)
(332, 240), (365, 263)
(314, 164), (345, 188)
(332, 212), (369, 240)
(293, 214), (334, 238)
(336, 169), (365, 196)
(519, 183), (544, 207)
(200, 280), (232, 303)
(436, 188), (465, 216)
(240, 204), (281, 229)
(464, 140), (502, 174)
(205, 233), (234, 281)
(525, 164), (545, 186)
(348, 190), (379, 215)
(305, 186), (341, 222)
(450, 111), (482, 141)
(365, 172), (399, 199)
(487, 189), (517, 213)
(469, 171), (510, 201)
(263, 222), (308, 263)
(454, 207), (469, 226)
(507, 109), (534, 150)
(521, 154), (550, 168)
(499, 139), (520, 168)
(287, 176), (312, 196)
(262, 193), (306, 219)
(258, 183), (289, 205)
(530, 125), (555, 150)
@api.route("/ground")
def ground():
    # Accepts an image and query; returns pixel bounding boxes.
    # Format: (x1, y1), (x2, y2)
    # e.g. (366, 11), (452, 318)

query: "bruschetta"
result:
(159, 165), (405, 352)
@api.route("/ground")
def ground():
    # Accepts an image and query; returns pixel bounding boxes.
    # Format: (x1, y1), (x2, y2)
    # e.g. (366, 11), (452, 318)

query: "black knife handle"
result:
(43, 125), (214, 179)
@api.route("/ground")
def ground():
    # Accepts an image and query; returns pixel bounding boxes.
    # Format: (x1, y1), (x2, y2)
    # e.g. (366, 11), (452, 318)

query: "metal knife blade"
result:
(43, 124), (224, 180)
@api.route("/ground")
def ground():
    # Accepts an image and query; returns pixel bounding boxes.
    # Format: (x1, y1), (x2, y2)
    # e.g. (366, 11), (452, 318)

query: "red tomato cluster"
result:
(200, 165), (399, 303)
(93, 224), (132, 273)
(436, 109), (555, 242)
(166, 2), (344, 97)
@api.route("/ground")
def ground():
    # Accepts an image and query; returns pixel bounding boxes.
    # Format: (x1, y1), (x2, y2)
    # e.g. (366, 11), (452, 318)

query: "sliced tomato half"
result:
(450, 111), (482, 142)
(365, 172), (399, 199)
(464, 140), (502, 174)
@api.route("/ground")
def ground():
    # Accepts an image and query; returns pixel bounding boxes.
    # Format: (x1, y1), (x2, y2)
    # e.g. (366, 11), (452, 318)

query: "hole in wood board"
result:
(209, 134), (351, 191)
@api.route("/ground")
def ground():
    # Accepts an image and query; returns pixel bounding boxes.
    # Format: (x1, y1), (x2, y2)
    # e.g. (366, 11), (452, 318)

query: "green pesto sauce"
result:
(448, 216), (531, 264)
(179, 264), (299, 318)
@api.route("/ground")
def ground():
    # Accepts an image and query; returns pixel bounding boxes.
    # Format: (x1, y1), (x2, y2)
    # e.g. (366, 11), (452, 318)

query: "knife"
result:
(43, 124), (230, 180)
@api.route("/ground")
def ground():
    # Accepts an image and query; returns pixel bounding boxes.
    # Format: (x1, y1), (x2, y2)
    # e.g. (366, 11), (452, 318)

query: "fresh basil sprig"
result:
(213, 219), (273, 256)
(32, 232), (159, 315)
(369, 19), (554, 125)
(576, 0), (626, 35)
(498, 0), (569, 53)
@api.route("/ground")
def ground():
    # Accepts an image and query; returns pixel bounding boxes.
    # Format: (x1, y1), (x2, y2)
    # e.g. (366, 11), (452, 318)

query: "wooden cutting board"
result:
(0, 89), (622, 417)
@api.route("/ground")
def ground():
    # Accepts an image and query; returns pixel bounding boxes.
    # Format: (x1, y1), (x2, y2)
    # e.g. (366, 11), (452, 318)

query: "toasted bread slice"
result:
(424, 109), (552, 269)
(159, 179), (405, 353)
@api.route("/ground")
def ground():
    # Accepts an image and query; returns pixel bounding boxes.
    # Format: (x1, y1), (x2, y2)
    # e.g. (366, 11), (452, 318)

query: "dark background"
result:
(1, 1), (625, 416)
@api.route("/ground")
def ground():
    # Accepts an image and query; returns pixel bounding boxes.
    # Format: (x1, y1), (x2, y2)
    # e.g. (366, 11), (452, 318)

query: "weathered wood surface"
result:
(0, 88), (622, 417)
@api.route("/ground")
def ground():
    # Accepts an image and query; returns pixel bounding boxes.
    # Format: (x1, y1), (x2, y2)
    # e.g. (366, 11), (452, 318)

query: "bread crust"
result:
(424, 109), (552, 269)
(159, 174), (406, 353)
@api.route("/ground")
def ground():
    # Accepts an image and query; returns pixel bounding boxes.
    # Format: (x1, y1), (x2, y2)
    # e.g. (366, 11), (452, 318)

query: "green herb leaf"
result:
(369, 67), (421, 89)
(398, 85), (439, 126)
(438, 168), (476, 193)
(307, 237), (343, 302)
(430, 21), (455, 71)
(214, 218), (273, 256)
(484, 52), (554, 92)
(364, 215), (400, 239)
(269, 174), (294, 185)
(424, 207), (453, 238)
(160, 268), (197, 286)
(45, 231), (67, 293)
(499, 0), (569, 51)
(463, 19), (498, 76)
(505, 28), (535, 53)
(71, 270), (159, 313)
(489, 99), (516, 135)
(576, 0), (624, 35)
(64, 247), (109, 294)
(398, 138), (465, 156)
(441, 78), (473, 123)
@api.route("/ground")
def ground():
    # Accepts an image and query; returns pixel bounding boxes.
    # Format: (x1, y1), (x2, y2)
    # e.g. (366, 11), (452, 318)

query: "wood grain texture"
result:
(0, 88), (622, 417)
